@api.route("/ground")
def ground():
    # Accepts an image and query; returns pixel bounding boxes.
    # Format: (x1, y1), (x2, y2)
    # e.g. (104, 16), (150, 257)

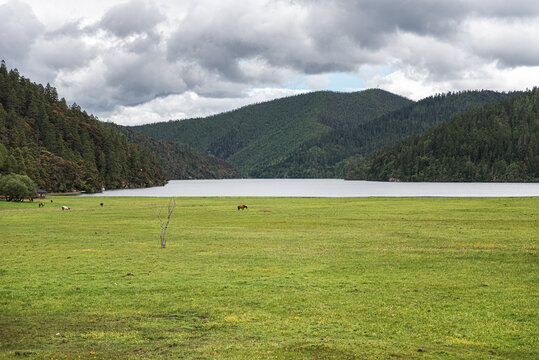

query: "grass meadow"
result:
(0, 196), (537, 359)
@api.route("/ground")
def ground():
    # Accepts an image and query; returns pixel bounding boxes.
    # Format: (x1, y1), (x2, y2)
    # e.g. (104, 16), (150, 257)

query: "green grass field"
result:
(0, 196), (537, 359)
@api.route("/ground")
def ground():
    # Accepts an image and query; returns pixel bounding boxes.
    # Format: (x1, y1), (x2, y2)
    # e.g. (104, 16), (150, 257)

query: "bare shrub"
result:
(152, 198), (176, 248)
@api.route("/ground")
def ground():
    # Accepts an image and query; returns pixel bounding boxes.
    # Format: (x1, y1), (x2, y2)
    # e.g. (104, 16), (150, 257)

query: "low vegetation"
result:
(1, 196), (537, 359)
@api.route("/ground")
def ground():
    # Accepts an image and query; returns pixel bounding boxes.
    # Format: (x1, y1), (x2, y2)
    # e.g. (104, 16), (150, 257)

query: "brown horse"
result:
(237, 205), (248, 211)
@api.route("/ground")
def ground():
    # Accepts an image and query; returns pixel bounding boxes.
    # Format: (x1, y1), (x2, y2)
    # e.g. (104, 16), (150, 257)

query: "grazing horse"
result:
(50, 200), (53, 203)
(237, 205), (248, 211)
(100, 203), (103, 207)
(61, 206), (70, 211)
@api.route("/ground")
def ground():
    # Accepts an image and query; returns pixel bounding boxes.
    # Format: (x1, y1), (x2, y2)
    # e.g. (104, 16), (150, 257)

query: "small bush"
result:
(0, 173), (36, 201)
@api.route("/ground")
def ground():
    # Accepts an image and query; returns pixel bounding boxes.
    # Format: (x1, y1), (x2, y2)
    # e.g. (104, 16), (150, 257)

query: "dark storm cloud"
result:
(165, 0), (539, 84)
(491, 47), (539, 68)
(99, 0), (163, 37)
(310, 0), (539, 40)
(165, 1), (371, 81)
(305, 1), (460, 50)
(337, 0), (538, 38)
(32, 36), (96, 70)
(102, 51), (187, 106)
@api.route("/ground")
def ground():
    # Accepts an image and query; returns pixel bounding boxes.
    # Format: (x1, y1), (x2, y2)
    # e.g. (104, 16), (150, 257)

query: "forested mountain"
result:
(347, 88), (539, 182)
(132, 89), (412, 175)
(109, 124), (242, 179)
(0, 61), (167, 192)
(255, 91), (517, 178)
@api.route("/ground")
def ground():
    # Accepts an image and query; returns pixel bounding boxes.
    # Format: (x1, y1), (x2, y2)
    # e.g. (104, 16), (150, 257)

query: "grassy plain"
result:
(0, 196), (537, 359)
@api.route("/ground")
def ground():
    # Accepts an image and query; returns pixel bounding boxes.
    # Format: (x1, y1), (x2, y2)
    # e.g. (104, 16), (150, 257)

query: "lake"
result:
(81, 179), (539, 197)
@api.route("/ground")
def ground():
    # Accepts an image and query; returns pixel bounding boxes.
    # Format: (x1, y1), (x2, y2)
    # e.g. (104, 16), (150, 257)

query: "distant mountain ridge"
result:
(133, 89), (521, 179)
(132, 89), (413, 176)
(254, 90), (518, 178)
(347, 88), (538, 182)
(109, 124), (242, 179)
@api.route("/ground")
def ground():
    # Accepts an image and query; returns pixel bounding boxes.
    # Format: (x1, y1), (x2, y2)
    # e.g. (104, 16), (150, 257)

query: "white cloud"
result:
(306, 74), (331, 91)
(105, 87), (309, 126)
(461, 17), (539, 67)
(368, 62), (539, 101)
(1, 0), (538, 123)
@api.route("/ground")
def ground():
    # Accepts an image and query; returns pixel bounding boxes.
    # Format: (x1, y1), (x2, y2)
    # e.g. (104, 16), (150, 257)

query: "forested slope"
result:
(347, 89), (539, 182)
(132, 89), (412, 175)
(0, 61), (167, 192)
(110, 124), (242, 179)
(255, 91), (517, 178)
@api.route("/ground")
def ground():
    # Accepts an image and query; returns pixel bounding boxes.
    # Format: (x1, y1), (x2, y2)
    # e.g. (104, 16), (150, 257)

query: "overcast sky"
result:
(1, 0), (539, 125)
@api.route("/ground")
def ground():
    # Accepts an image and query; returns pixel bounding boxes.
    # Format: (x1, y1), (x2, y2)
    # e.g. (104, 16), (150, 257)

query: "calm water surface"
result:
(81, 179), (539, 197)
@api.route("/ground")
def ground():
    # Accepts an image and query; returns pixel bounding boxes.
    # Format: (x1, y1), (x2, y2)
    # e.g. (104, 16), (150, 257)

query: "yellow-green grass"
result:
(0, 196), (537, 359)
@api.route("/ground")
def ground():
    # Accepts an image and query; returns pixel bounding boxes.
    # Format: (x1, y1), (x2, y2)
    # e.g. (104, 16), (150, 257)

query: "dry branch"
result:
(152, 198), (176, 248)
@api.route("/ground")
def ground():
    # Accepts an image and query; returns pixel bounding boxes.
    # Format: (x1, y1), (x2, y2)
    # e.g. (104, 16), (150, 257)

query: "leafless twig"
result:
(152, 198), (176, 248)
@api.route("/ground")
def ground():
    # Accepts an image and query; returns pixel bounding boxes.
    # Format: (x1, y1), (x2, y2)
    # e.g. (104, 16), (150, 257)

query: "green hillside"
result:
(0, 61), (166, 192)
(109, 124), (242, 179)
(255, 91), (518, 178)
(347, 88), (539, 182)
(132, 89), (412, 175)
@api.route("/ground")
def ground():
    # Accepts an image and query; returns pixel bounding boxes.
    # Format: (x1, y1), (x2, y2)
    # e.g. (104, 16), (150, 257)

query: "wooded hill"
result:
(347, 89), (539, 182)
(0, 61), (244, 191)
(109, 124), (242, 179)
(5, 58), (532, 185)
(132, 89), (413, 176)
(255, 90), (515, 178)
(0, 62), (168, 193)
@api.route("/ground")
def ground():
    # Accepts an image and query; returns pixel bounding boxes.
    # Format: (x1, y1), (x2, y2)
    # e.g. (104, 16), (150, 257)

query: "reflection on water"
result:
(80, 179), (539, 197)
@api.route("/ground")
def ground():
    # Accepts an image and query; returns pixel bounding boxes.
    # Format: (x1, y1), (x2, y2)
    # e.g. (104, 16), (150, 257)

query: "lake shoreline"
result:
(80, 179), (539, 197)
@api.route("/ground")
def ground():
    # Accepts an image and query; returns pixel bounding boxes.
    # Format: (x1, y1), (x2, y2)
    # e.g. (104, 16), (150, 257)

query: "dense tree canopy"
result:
(132, 89), (412, 175)
(133, 88), (521, 179)
(347, 89), (539, 182)
(0, 61), (167, 192)
(254, 91), (518, 178)
(109, 123), (242, 179)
